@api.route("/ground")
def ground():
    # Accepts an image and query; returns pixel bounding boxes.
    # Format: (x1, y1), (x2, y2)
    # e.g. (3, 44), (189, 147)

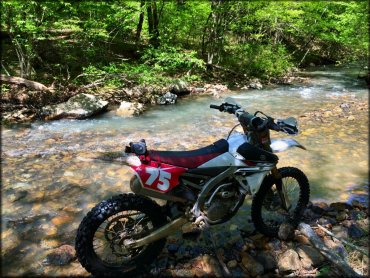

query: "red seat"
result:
(149, 139), (228, 168)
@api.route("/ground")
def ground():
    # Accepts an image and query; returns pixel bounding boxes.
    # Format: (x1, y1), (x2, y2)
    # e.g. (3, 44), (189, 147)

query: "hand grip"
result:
(210, 104), (221, 110)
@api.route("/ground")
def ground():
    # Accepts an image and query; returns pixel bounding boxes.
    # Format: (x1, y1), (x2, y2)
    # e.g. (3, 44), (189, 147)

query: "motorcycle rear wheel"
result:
(75, 193), (167, 277)
(251, 167), (310, 237)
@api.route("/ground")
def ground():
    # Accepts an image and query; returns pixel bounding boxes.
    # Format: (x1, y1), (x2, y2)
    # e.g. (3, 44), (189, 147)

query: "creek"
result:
(1, 65), (368, 276)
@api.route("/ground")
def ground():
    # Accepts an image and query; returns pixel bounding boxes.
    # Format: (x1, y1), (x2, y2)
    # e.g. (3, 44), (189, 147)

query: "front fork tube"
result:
(271, 167), (291, 211)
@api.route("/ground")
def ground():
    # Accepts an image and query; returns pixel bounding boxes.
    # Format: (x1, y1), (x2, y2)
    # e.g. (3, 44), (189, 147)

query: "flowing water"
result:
(1, 65), (368, 275)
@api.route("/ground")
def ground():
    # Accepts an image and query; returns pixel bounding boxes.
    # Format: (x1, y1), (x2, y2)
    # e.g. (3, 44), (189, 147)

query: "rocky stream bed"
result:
(1, 65), (368, 276)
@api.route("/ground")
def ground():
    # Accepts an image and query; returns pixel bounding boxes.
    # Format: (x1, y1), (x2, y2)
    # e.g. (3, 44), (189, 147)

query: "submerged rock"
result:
(44, 245), (76, 265)
(41, 93), (108, 120)
(157, 92), (177, 105)
(241, 252), (264, 276)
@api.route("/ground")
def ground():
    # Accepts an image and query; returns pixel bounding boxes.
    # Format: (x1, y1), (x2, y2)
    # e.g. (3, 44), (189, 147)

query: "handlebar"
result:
(210, 101), (282, 133)
(210, 104), (222, 110)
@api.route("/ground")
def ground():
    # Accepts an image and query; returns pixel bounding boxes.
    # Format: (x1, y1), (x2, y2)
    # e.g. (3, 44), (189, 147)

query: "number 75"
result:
(145, 168), (171, 191)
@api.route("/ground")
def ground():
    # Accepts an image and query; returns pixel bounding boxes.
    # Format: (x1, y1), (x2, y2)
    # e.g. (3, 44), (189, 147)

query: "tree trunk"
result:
(298, 223), (361, 278)
(0, 74), (54, 92)
(202, 0), (229, 66)
(136, 0), (145, 42)
(147, 0), (160, 47)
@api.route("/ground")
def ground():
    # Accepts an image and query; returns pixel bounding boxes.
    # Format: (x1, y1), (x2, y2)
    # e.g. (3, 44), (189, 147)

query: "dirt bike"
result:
(75, 97), (310, 276)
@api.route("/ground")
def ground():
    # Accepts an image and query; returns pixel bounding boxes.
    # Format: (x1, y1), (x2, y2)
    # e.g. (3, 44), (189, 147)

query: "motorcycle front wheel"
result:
(75, 193), (167, 277)
(251, 167), (310, 237)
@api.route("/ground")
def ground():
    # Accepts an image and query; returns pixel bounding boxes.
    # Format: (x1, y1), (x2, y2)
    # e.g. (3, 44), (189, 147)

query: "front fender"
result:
(270, 138), (306, 153)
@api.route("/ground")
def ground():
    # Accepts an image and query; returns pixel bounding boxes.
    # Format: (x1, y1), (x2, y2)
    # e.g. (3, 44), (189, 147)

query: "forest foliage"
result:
(1, 0), (368, 88)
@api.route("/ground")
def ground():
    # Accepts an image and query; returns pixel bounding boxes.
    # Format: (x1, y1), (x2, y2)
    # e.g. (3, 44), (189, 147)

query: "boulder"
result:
(170, 80), (190, 96)
(296, 245), (325, 268)
(44, 244), (76, 265)
(41, 93), (108, 120)
(241, 252), (264, 276)
(116, 101), (144, 117)
(157, 92), (177, 105)
(248, 79), (263, 90)
(278, 249), (301, 273)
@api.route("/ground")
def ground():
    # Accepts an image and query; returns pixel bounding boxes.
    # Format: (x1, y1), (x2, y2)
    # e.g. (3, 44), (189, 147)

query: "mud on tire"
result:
(75, 193), (167, 277)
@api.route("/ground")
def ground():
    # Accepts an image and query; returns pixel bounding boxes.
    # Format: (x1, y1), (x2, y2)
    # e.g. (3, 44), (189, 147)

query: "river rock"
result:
(278, 249), (301, 273)
(255, 251), (277, 272)
(330, 202), (352, 211)
(2, 108), (36, 123)
(351, 200), (367, 210)
(294, 234), (311, 245)
(191, 255), (223, 277)
(332, 225), (348, 239)
(157, 92), (177, 105)
(356, 218), (368, 231)
(241, 252), (264, 276)
(296, 245), (325, 267)
(116, 101), (144, 117)
(248, 79), (263, 90)
(170, 80), (190, 96)
(44, 245), (76, 265)
(41, 93), (108, 120)
(9, 190), (28, 202)
(311, 202), (329, 214)
(347, 115), (355, 121)
(227, 260), (238, 268)
(340, 103), (350, 112)
(336, 211), (348, 221)
(348, 224), (364, 238)
(278, 222), (295, 241)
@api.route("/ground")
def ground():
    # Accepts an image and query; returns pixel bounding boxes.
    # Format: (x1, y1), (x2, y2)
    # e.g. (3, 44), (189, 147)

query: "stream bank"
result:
(1, 71), (309, 124)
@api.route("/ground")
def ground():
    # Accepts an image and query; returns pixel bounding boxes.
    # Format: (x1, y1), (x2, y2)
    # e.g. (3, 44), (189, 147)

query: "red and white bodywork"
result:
(125, 133), (303, 199)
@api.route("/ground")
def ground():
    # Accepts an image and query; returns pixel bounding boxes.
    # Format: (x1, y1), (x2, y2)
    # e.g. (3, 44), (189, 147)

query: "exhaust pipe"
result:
(126, 216), (188, 249)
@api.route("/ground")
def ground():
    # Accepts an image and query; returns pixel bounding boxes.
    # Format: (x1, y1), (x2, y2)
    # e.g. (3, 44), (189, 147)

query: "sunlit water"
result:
(1, 65), (368, 275)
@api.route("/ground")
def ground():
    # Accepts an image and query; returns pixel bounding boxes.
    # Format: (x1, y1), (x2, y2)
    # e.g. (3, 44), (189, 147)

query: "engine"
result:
(203, 183), (241, 222)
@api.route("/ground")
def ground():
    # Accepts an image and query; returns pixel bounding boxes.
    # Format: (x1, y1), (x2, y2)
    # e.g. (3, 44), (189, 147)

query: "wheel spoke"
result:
(92, 209), (155, 266)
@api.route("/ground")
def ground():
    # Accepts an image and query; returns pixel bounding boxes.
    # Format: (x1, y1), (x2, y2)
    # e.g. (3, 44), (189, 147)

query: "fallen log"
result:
(298, 223), (362, 277)
(317, 224), (368, 256)
(0, 74), (54, 92)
